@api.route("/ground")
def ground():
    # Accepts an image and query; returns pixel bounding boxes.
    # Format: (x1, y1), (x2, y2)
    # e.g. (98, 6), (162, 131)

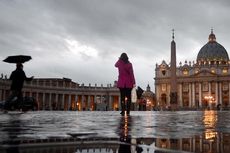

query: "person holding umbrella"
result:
(3, 55), (34, 111)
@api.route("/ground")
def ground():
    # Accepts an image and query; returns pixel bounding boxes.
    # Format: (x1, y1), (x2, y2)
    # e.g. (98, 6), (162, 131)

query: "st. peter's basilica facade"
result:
(155, 30), (230, 109)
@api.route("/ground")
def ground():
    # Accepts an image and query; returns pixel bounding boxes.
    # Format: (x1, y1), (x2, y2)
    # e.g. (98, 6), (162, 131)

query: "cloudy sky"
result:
(0, 0), (230, 91)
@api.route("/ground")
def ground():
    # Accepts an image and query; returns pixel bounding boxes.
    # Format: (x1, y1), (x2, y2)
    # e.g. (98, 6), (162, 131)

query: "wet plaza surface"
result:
(0, 111), (230, 153)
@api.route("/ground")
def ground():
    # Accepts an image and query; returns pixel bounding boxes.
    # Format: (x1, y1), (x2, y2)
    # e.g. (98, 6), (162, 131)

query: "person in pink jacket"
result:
(115, 53), (135, 115)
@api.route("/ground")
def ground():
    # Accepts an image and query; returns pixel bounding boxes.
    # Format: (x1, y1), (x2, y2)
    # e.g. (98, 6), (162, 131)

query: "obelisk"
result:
(170, 29), (178, 109)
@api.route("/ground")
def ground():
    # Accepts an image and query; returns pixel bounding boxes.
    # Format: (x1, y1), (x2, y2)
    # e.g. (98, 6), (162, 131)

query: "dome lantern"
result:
(208, 28), (216, 42)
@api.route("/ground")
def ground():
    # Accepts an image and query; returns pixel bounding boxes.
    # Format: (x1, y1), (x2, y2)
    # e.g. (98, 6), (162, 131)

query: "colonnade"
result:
(0, 78), (120, 111)
(23, 92), (120, 111)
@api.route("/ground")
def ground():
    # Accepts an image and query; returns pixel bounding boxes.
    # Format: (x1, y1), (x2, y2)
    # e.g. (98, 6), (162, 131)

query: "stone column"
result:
(42, 93), (45, 110)
(55, 94), (58, 110)
(216, 82), (218, 104)
(118, 96), (121, 110)
(82, 95), (85, 110)
(108, 95), (112, 110)
(189, 83), (192, 107)
(87, 95), (91, 111)
(156, 85), (160, 106)
(208, 82), (211, 107)
(94, 95), (97, 111)
(219, 83), (222, 105)
(62, 94), (65, 110)
(179, 83), (183, 107)
(49, 93), (52, 110)
(68, 94), (71, 110)
(35, 92), (38, 109)
(167, 84), (170, 106)
(199, 83), (202, 107)
(75, 94), (78, 110)
(192, 83), (195, 108)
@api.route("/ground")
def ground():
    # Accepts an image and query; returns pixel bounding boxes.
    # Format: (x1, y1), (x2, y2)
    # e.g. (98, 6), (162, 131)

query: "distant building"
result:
(155, 30), (230, 110)
(141, 84), (156, 110)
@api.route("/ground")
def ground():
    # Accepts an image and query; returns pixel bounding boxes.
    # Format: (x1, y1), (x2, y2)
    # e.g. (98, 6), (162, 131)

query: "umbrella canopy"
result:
(3, 55), (32, 63)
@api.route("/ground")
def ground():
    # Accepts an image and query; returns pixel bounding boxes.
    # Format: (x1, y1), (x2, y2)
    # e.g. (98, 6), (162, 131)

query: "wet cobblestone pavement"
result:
(1, 110), (230, 153)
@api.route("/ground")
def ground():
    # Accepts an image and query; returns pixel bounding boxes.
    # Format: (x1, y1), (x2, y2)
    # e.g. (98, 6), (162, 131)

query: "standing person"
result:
(115, 53), (135, 115)
(4, 63), (33, 110)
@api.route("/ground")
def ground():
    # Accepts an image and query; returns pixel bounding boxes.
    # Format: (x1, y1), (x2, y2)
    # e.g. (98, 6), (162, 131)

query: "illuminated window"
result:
(223, 69), (228, 74)
(211, 69), (215, 73)
(183, 69), (188, 75)
(195, 70), (199, 74)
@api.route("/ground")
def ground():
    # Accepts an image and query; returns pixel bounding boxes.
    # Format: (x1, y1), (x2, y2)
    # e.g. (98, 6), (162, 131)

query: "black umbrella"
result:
(3, 55), (32, 63)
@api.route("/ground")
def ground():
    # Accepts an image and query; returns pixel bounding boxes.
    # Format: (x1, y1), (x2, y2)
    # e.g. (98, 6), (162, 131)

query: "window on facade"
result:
(223, 83), (228, 91)
(222, 69), (228, 74)
(202, 82), (208, 92)
(183, 69), (188, 75)
(182, 83), (189, 92)
(211, 69), (215, 73)
(162, 70), (166, 75)
(161, 84), (166, 92)
(195, 70), (199, 74)
(211, 82), (216, 93)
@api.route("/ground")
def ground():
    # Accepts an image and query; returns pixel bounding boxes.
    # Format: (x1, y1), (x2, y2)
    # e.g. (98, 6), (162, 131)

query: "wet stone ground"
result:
(0, 111), (230, 153)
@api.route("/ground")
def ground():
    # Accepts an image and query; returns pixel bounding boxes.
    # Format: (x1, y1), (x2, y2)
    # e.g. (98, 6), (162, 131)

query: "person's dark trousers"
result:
(119, 88), (132, 115)
(4, 90), (23, 110)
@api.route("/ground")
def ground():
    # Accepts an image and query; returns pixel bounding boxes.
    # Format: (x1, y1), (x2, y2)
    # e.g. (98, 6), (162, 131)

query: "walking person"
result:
(4, 63), (33, 110)
(115, 53), (135, 115)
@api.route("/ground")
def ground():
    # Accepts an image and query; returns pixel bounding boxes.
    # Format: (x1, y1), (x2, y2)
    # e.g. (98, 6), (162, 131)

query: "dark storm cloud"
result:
(0, 0), (230, 89)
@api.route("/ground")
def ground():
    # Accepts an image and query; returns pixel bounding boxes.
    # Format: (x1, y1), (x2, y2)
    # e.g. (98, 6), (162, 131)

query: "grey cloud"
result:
(0, 0), (230, 89)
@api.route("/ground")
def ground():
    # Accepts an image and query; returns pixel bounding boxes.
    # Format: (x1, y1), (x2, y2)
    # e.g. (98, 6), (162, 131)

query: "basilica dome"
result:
(197, 30), (229, 63)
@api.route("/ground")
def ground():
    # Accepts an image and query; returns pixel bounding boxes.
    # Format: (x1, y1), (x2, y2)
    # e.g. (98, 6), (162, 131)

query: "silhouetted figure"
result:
(115, 53), (135, 115)
(119, 136), (131, 153)
(217, 104), (221, 111)
(4, 63), (33, 110)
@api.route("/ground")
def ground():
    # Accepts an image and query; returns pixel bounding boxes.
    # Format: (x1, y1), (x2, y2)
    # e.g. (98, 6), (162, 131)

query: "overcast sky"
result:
(0, 0), (230, 91)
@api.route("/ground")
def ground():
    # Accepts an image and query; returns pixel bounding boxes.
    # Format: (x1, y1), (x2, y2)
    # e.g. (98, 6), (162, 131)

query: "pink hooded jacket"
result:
(115, 59), (135, 88)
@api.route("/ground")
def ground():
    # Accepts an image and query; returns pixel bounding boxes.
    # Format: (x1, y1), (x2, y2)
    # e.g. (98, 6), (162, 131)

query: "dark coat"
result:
(115, 59), (135, 88)
(10, 68), (32, 91)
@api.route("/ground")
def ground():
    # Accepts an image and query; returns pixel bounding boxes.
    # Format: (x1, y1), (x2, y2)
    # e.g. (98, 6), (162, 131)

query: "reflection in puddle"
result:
(1, 133), (229, 153)
(155, 133), (230, 153)
(1, 111), (230, 153)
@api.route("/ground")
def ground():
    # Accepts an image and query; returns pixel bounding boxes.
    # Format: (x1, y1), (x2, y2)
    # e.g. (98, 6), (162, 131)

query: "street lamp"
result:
(204, 95), (215, 108)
